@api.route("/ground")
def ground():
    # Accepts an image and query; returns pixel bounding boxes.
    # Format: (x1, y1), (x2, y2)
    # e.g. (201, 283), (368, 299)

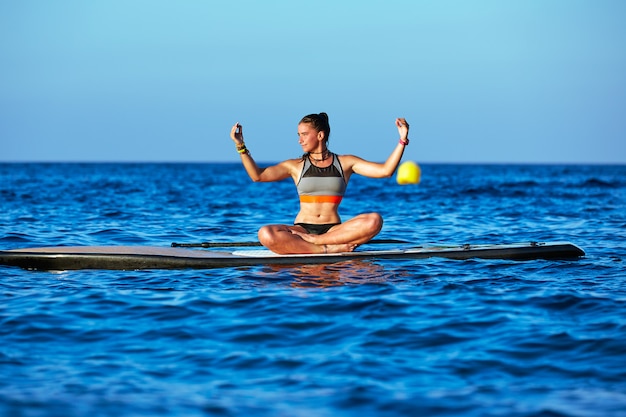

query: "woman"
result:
(230, 113), (410, 254)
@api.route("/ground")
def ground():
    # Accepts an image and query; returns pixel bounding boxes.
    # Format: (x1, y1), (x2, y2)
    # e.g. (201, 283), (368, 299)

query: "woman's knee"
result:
(371, 212), (384, 233)
(361, 212), (383, 234)
(258, 225), (286, 247)
(257, 225), (274, 246)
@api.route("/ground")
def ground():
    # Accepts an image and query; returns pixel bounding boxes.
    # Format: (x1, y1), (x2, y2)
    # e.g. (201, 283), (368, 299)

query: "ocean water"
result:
(1, 162), (625, 417)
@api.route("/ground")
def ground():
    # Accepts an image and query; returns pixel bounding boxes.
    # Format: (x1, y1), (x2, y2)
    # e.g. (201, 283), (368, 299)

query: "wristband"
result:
(399, 138), (409, 146)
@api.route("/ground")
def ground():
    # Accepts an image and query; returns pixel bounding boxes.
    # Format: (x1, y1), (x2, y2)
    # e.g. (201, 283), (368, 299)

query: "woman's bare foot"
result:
(322, 243), (358, 254)
(288, 229), (358, 254)
(289, 229), (317, 243)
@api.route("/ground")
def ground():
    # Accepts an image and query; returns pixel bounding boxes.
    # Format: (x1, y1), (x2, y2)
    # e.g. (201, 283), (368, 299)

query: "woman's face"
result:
(297, 122), (325, 152)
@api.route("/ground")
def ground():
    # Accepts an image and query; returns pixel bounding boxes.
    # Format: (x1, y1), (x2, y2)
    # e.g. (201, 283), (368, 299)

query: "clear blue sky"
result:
(1, 0), (625, 163)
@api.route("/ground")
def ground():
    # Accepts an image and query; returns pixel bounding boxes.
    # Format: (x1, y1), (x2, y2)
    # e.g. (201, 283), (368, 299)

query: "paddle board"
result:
(0, 241), (584, 271)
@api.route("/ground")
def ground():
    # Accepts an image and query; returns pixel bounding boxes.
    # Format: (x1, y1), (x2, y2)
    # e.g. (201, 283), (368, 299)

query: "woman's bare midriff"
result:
(294, 202), (341, 224)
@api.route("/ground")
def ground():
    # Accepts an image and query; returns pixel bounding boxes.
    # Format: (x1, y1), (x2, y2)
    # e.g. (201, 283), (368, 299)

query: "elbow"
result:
(379, 164), (399, 178)
(250, 173), (266, 182)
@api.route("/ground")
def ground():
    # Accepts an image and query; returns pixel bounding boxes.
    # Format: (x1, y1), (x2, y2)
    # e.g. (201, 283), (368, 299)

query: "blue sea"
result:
(1, 162), (625, 417)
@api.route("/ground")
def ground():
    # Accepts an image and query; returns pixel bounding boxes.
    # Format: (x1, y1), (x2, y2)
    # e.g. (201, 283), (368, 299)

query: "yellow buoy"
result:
(396, 161), (421, 185)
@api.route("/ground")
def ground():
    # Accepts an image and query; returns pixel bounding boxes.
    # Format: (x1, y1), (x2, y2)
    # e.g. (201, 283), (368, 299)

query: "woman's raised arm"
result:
(346, 118), (411, 178)
(229, 122), (294, 182)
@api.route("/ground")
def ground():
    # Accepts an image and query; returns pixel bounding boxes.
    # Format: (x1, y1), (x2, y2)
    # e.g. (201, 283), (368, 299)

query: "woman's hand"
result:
(395, 118), (409, 141)
(230, 122), (244, 145)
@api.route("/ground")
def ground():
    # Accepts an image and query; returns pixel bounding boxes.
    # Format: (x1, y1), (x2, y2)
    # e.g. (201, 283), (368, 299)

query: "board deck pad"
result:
(0, 242), (585, 271)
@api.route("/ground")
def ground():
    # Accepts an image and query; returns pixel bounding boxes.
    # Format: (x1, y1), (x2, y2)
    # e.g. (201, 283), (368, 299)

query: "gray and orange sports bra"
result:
(296, 153), (346, 204)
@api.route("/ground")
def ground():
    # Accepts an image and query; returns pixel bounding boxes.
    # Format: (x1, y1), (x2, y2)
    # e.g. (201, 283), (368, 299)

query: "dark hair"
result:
(299, 112), (330, 143)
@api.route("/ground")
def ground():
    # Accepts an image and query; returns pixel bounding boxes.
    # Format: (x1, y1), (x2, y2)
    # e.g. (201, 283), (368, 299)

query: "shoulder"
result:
(281, 157), (305, 169)
(277, 157), (305, 177)
(337, 154), (387, 178)
(336, 154), (365, 170)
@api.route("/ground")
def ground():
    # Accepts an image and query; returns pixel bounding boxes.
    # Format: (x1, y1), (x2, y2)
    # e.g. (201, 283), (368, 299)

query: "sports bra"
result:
(296, 153), (346, 204)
